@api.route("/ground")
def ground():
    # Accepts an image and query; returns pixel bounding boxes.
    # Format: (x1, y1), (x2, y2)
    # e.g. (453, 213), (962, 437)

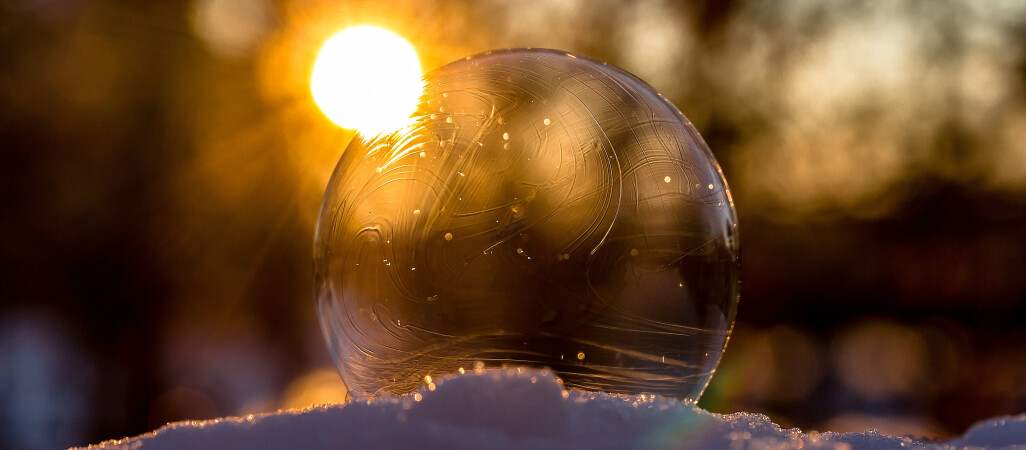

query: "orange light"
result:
(310, 26), (422, 135)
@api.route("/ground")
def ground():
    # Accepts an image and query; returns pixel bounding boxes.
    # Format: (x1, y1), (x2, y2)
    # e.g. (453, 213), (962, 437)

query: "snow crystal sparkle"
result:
(314, 49), (740, 401)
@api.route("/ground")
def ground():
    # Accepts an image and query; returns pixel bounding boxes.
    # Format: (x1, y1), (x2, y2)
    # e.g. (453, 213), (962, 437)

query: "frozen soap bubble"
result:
(314, 49), (740, 402)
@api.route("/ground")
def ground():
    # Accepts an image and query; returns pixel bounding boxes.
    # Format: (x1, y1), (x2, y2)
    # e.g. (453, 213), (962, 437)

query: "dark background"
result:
(2, 0), (1026, 447)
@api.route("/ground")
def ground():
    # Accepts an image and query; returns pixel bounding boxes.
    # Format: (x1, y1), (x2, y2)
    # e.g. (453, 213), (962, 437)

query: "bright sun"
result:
(311, 26), (422, 135)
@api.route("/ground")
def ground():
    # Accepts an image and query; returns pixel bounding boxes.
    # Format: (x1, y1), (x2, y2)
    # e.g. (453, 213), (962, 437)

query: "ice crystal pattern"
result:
(315, 49), (740, 401)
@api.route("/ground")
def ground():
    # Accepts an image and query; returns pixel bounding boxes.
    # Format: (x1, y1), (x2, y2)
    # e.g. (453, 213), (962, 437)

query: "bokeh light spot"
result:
(190, 0), (273, 58)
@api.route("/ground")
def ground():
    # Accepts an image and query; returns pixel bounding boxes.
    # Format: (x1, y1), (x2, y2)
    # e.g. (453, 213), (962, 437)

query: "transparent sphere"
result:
(314, 49), (740, 402)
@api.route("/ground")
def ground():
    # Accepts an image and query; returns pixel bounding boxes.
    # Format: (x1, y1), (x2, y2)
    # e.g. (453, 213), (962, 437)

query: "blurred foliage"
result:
(2, 0), (1026, 447)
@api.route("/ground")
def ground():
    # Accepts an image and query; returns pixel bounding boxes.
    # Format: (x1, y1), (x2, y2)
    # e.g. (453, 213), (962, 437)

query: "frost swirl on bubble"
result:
(314, 49), (740, 401)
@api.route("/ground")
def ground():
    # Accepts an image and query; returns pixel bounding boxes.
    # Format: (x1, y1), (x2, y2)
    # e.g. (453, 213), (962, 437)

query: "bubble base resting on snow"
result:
(82, 368), (1026, 450)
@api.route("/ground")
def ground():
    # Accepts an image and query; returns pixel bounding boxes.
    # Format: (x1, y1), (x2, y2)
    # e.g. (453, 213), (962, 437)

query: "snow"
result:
(81, 368), (1026, 449)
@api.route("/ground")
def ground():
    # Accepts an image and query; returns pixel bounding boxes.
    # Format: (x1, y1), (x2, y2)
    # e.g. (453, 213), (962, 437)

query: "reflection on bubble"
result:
(315, 49), (740, 401)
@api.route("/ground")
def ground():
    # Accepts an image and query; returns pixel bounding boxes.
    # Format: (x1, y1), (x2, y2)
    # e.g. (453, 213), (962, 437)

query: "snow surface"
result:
(81, 368), (1026, 450)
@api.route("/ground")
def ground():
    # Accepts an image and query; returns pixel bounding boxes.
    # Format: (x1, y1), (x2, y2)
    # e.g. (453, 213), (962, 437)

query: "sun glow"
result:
(311, 26), (422, 135)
